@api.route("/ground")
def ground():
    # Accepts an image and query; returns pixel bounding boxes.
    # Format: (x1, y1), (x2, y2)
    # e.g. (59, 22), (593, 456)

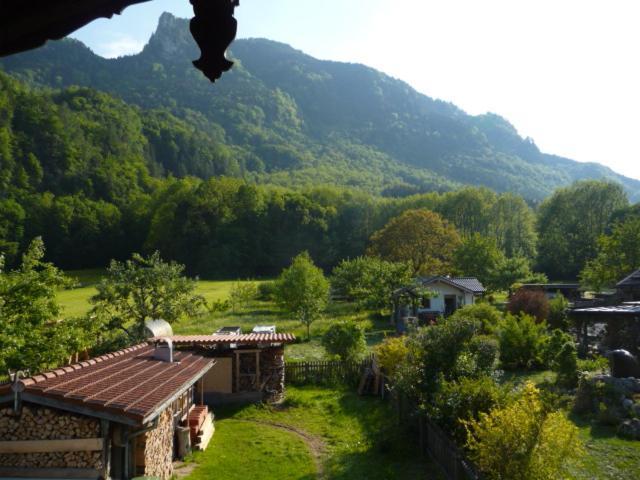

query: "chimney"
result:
(154, 338), (174, 363)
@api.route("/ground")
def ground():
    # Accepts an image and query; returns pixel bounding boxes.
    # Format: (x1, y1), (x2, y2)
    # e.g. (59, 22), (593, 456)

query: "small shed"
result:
(0, 343), (214, 480)
(169, 333), (296, 405)
(616, 270), (640, 301)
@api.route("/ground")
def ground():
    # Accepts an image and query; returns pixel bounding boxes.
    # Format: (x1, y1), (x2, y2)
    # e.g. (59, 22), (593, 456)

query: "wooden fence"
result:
(285, 357), (373, 386)
(419, 416), (482, 480)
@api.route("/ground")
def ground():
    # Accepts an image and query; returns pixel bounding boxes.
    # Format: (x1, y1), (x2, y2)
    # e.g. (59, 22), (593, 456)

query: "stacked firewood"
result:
(261, 347), (285, 403)
(0, 405), (102, 469)
(140, 409), (174, 480)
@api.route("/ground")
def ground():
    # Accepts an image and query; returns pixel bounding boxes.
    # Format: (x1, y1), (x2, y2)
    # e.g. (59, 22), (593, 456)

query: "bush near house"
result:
(507, 289), (550, 323)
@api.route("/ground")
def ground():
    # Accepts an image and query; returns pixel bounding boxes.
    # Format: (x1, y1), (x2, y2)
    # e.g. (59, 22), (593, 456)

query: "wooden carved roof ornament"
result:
(0, 0), (240, 83)
(190, 0), (240, 83)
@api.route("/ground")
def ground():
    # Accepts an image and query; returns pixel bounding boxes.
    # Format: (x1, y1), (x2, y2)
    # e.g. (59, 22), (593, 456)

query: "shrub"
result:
(468, 335), (499, 373)
(430, 376), (507, 444)
(542, 329), (573, 368)
(499, 314), (548, 370)
(465, 382), (583, 480)
(394, 316), (491, 402)
(450, 303), (503, 334)
(548, 293), (570, 330)
(257, 281), (277, 301)
(508, 289), (550, 323)
(576, 355), (609, 373)
(322, 321), (366, 362)
(373, 336), (408, 377)
(554, 342), (579, 388)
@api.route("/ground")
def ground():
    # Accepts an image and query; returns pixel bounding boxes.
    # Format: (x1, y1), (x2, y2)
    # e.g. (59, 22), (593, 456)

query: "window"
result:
(421, 297), (431, 309)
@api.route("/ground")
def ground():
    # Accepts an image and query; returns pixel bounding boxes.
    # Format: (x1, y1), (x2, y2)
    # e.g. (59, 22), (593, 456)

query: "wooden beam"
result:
(0, 467), (101, 478)
(0, 438), (103, 454)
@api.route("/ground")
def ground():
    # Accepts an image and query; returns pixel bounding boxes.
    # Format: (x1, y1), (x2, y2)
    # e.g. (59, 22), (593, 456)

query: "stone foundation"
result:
(0, 404), (102, 469)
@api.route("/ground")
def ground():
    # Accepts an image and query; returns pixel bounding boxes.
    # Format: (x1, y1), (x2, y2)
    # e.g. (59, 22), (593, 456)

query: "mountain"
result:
(2, 12), (639, 201)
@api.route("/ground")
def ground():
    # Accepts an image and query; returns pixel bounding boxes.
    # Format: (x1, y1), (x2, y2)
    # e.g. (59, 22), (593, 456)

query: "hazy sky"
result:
(71, 0), (640, 180)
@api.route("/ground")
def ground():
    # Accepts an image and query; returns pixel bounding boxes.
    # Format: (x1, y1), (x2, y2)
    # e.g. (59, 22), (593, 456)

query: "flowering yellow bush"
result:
(465, 382), (583, 479)
(373, 336), (408, 377)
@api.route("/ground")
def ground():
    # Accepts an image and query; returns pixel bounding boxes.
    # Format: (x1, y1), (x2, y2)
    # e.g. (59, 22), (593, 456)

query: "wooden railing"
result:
(285, 356), (373, 386)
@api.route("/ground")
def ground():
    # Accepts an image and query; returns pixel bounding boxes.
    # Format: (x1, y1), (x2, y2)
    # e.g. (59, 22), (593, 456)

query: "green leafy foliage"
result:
(580, 216), (640, 291)
(367, 209), (461, 276)
(331, 256), (412, 311)
(465, 382), (584, 480)
(0, 238), (74, 373)
(321, 321), (366, 362)
(274, 252), (329, 339)
(373, 336), (408, 377)
(547, 293), (570, 330)
(450, 303), (503, 335)
(228, 281), (258, 313)
(90, 251), (205, 342)
(498, 314), (549, 370)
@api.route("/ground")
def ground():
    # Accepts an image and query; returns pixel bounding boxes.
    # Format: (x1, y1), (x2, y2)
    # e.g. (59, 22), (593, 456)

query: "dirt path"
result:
(241, 419), (327, 479)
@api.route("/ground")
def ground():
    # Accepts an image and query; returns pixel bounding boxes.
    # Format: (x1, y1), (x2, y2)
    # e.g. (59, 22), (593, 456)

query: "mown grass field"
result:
(179, 386), (440, 480)
(56, 272), (396, 361)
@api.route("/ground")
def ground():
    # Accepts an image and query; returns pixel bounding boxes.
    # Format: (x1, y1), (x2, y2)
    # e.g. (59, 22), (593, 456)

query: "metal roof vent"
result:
(154, 338), (174, 363)
(145, 319), (174, 339)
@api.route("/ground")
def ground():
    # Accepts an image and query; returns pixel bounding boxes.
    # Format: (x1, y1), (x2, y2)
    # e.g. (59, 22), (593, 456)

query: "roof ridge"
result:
(21, 344), (149, 388)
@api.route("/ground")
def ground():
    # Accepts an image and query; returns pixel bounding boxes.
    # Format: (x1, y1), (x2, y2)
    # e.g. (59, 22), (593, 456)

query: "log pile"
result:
(138, 408), (174, 480)
(261, 347), (285, 403)
(0, 405), (102, 469)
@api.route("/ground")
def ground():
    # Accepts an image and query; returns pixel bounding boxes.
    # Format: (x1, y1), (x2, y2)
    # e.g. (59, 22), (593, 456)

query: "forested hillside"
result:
(2, 12), (639, 201)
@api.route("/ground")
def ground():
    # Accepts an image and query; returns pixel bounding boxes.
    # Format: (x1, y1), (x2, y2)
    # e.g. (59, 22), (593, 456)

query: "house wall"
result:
(421, 281), (471, 313)
(0, 403), (102, 470)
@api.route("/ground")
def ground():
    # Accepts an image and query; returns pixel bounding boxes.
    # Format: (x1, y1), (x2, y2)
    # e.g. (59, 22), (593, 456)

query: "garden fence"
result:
(285, 356), (373, 386)
(419, 416), (483, 480)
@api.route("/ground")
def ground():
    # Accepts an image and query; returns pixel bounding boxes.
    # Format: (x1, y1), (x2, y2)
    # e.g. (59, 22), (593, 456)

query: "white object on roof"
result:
(252, 325), (276, 334)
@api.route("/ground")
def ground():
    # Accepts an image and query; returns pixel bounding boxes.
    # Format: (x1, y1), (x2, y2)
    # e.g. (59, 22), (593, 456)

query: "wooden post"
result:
(256, 351), (261, 391)
(101, 420), (111, 480)
(235, 351), (240, 393)
(199, 378), (204, 405)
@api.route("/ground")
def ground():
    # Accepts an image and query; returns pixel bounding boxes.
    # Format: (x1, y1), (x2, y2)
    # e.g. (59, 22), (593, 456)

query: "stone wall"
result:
(137, 408), (174, 480)
(261, 347), (285, 403)
(0, 404), (102, 469)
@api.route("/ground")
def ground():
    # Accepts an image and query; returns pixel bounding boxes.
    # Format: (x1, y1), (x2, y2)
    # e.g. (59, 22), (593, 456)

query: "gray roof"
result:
(616, 270), (640, 288)
(420, 276), (486, 294)
(572, 303), (640, 316)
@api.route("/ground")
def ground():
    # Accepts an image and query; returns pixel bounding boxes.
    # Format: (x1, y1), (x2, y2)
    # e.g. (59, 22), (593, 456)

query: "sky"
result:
(71, 0), (640, 180)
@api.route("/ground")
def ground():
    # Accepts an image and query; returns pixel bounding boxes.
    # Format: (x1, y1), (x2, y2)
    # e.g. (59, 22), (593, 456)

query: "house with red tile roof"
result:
(0, 332), (296, 479)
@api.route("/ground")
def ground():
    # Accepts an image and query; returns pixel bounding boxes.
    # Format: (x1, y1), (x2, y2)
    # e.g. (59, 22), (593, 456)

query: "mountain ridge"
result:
(2, 12), (638, 201)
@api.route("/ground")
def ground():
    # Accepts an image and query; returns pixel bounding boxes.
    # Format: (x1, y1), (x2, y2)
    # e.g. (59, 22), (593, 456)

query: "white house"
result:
(392, 276), (486, 332)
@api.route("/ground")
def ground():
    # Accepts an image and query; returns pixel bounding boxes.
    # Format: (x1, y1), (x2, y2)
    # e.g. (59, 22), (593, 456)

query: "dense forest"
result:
(1, 13), (639, 281)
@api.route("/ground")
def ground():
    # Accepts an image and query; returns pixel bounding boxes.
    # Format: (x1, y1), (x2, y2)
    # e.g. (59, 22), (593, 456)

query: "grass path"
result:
(182, 387), (439, 480)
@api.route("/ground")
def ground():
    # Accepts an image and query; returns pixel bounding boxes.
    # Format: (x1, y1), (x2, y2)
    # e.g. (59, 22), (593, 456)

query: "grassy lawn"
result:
(56, 271), (396, 361)
(181, 386), (440, 480)
(567, 416), (640, 480)
(181, 419), (316, 480)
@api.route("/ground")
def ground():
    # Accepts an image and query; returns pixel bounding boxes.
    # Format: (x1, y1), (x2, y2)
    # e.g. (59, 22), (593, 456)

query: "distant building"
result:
(392, 276), (486, 332)
(616, 269), (640, 301)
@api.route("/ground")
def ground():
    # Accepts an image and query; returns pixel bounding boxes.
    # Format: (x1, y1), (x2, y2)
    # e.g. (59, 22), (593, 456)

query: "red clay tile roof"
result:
(170, 333), (296, 345)
(0, 344), (213, 425)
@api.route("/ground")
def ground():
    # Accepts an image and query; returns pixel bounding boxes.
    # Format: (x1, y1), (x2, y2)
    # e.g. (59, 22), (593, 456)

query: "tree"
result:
(331, 256), (412, 311)
(489, 193), (537, 259)
(90, 251), (205, 342)
(465, 382), (583, 480)
(367, 209), (461, 276)
(453, 233), (504, 290)
(0, 237), (72, 373)
(537, 181), (628, 279)
(498, 314), (548, 369)
(491, 256), (546, 292)
(274, 252), (329, 339)
(322, 321), (366, 362)
(580, 216), (640, 291)
(228, 281), (258, 313)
